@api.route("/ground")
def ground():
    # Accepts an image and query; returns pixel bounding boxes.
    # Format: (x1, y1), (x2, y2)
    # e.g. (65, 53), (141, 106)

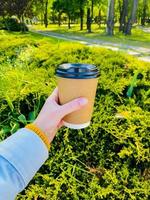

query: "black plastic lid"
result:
(55, 63), (99, 79)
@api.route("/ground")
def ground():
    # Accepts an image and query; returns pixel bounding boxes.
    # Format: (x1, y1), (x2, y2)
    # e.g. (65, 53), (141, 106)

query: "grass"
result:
(30, 24), (150, 49)
(0, 29), (66, 44)
(0, 30), (150, 200)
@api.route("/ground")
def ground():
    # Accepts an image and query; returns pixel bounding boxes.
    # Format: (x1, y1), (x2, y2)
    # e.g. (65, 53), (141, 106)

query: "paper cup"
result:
(56, 63), (99, 129)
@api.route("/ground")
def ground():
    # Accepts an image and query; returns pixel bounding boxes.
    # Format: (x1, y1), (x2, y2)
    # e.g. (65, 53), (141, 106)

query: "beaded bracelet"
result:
(25, 123), (50, 151)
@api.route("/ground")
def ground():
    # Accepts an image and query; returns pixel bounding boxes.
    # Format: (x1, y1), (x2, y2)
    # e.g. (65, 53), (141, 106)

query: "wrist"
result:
(33, 120), (50, 142)
(25, 123), (50, 150)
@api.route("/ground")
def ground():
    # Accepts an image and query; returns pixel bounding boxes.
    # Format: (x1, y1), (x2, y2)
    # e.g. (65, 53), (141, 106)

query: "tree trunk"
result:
(41, 13), (43, 25)
(44, 0), (48, 28)
(87, 8), (92, 33)
(52, 11), (55, 24)
(119, 0), (128, 32)
(20, 15), (26, 32)
(118, 0), (122, 23)
(141, 0), (147, 26)
(68, 14), (71, 29)
(58, 12), (61, 26)
(125, 0), (138, 35)
(80, 8), (84, 30)
(106, 0), (115, 36)
(21, 15), (24, 23)
(98, 9), (101, 28)
(91, 0), (94, 19)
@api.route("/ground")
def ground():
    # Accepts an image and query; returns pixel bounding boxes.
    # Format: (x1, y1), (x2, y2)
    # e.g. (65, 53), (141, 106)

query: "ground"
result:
(30, 24), (150, 62)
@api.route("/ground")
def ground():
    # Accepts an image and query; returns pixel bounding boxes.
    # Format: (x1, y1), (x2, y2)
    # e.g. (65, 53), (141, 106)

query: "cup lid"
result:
(55, 63), (99, 79)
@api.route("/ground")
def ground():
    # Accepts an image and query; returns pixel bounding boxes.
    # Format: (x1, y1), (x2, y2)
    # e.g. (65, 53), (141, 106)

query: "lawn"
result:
(31, 24), (150, 49)
(0, 29), (65, 44)
(0, 30), (150, 200)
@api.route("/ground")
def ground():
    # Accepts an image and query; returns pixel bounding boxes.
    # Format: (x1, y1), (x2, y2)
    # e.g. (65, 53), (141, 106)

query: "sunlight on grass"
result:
(31, 24), (150, 48)
(0, 30), (68, 44)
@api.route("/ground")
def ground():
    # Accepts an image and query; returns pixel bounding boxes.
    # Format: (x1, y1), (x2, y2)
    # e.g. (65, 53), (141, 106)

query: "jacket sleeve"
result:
(0, 128), (49, 200)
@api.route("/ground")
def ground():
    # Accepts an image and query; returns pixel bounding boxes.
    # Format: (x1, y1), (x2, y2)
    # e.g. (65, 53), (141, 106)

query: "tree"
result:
(44, 0), (48, 27)
(119, 0), (128, 32)
(77, 0), (86, 30)
(11, 0), (29, 22)
(91, 0), (94, 19)
(0, 0), (5, 18)
(52, 0), (77, 29)
(32, 0), (53, 27)
(125, 0), (139, 35)
(80, 6), (84, 30)
(31, 0), (44, 25)
(52, 0), (63, 26)
(86, 0), (97, 33)
(91, 0), (100, 19)
(87, 7), (92, 32)
(141, 0), (148, 26)
(119, 0), (129, 32)
(0, 0), (35, 22)
(62, 0), (77, 29)
(94, 0), (107, 28)
(106, 0), (115, 35)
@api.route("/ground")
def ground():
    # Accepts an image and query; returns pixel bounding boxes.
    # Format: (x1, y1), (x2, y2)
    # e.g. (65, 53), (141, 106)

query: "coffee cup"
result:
(56, 63), (99, 129)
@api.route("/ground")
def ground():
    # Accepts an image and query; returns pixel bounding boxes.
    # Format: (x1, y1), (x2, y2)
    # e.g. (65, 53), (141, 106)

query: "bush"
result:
(0, 20), (5, 30)
(0, 18), (28, 32)
(0, 31), (150, 200)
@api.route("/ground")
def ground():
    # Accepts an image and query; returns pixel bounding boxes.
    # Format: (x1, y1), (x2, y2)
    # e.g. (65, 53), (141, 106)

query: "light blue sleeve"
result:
(0, 128), (49, 200)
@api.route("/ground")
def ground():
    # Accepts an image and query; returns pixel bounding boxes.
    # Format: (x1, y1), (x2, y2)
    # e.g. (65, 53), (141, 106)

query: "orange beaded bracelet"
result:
(25, 123), (50, 150)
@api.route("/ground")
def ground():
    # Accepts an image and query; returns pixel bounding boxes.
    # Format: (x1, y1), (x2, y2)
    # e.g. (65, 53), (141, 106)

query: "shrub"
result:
(0, 18), (28, 32)
(0, 31), (150, 200)
(0, 20), (5, 30)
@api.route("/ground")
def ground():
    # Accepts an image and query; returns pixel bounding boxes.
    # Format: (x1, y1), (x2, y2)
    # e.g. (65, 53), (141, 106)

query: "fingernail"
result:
(78, 98), (88, 106)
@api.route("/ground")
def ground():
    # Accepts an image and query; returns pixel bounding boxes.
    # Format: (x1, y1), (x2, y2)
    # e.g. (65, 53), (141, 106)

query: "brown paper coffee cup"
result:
(56, 63), (99, 129)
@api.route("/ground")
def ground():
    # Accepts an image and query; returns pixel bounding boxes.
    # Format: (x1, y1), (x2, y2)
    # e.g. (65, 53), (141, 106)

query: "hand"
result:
(33, 87), (88, 143)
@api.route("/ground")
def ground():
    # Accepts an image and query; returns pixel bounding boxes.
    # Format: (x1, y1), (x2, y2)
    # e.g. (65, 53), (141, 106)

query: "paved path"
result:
(31, 30), (150, 62)
(139, 26), (150, 33)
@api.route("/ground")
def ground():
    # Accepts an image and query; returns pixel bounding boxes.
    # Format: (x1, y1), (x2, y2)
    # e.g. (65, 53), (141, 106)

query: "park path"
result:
(139, 26), (150, 33)
(31, 30), (150, 62)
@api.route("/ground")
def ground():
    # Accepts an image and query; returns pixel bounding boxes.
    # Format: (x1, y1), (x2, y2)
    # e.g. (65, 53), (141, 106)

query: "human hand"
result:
(33, 87), (88, 143)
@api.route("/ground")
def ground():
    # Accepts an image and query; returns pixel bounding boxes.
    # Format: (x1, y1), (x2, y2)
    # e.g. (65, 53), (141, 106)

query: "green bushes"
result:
(0, 18), (28, 32)
(0, 31), (150, 199)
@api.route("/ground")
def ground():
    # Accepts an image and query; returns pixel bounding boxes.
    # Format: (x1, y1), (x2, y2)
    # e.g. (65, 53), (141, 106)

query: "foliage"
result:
(0, 31), (150, 199)
(0, 0), (33, 19)
(50, 0), (150, 35)
(1, 0), (150, 35)
(0, 18), (28, 32)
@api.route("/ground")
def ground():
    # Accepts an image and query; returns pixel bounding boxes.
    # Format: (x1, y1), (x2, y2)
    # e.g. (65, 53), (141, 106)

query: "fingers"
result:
(47, 87), (59, 102)
(59, 97), (88, 117)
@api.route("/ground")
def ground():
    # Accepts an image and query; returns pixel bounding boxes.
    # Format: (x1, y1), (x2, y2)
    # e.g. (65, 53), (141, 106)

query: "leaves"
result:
(0, 31), (149, 200)
(18, 114), (27, 125)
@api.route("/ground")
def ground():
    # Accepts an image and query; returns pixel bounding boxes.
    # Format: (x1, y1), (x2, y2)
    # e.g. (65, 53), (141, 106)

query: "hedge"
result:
(0, 31), (149, 200)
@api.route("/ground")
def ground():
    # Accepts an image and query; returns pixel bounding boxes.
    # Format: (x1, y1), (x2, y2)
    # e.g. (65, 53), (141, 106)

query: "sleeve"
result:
(0, 128), (49, 200)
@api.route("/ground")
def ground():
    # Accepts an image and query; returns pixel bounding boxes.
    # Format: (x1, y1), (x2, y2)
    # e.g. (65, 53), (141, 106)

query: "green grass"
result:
(0, 29), (66, 44)
(0, 30), (150, 200)
(31, 24), (150, 48)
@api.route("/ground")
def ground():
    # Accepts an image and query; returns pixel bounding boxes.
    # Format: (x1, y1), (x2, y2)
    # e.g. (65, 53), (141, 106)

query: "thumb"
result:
(59, 97), (88, 117)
